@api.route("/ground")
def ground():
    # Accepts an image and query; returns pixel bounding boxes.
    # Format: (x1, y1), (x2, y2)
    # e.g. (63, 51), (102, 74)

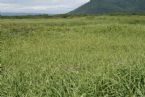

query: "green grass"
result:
(1, 15), (145, 97)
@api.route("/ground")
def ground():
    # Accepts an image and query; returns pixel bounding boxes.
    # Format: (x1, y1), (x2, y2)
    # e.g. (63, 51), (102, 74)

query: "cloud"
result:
(0, 0), (90, 14)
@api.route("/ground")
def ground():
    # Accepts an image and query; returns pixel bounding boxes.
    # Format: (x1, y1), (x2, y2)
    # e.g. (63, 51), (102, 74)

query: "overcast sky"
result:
(0, 0), (90, 14)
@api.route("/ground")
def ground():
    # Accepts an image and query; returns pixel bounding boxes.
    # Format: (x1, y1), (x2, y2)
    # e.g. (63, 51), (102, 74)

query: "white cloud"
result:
(0, 0), (90, 14)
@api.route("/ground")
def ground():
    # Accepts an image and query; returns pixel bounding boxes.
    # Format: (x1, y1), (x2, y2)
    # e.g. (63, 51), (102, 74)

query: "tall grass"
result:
(1, 15), (145, 97)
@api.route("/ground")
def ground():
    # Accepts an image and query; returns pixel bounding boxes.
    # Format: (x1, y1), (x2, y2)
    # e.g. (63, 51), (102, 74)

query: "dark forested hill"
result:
(70, 0), (145, 14)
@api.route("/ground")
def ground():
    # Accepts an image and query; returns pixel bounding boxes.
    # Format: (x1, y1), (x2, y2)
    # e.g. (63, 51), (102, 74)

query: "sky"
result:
(0, 0), (90, 14)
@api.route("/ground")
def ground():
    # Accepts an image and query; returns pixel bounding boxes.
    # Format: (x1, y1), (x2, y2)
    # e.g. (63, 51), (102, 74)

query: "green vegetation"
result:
(1, 15), (145, 97)
(71, 0), (145, 14)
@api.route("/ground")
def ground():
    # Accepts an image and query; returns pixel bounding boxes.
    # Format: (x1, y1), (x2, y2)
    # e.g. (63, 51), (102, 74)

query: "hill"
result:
(70, 0), (145, 14)
(0, 12), (45, 16)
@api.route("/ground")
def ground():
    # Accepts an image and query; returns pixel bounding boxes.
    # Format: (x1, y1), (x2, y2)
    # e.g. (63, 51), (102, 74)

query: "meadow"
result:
(0, 15), (145, 97)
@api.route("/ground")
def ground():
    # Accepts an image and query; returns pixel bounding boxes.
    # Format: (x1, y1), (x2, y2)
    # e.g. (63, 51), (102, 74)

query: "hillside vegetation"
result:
(1, 15), (145, 97)
(71, 0), (145, 14)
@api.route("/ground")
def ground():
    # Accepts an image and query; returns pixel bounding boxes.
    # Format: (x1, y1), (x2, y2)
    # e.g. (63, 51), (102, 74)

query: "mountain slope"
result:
(70, 0), (145, 14)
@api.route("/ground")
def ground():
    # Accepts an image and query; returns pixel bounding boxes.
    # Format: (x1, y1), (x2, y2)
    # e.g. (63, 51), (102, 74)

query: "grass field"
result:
(1, 15), (145, 97)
